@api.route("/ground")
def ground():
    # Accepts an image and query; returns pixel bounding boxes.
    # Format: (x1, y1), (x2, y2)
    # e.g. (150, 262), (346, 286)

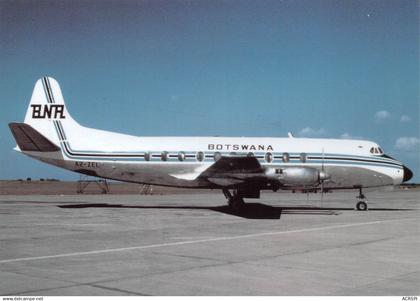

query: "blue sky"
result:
(0, 0), (418, 182)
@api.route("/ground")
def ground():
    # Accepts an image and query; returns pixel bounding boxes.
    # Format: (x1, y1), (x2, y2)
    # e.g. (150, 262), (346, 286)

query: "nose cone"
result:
(403, 165), (413, 182)
(319, 170), (330, 181)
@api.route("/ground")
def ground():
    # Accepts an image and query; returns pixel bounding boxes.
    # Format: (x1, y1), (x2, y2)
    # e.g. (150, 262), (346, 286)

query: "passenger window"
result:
(265, 152), (273, 163)
(196, 151), (204, 162)
(178, 151), (185, 161)
(144, 152), (150, 161)
(247, 152), (254, 157)
(161, 151), (168, 161)
(282, 152), (290, 163)
(214, 152), (222, 161)
(300, 152), (307, 163)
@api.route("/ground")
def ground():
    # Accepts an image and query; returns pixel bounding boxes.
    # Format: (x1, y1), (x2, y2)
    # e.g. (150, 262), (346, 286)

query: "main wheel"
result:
(356, 201), (368, 211)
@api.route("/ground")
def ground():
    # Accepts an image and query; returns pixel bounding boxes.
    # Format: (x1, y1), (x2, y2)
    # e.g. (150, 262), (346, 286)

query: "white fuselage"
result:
(32, 120), (404, 189)
(13, 77), (408, 193)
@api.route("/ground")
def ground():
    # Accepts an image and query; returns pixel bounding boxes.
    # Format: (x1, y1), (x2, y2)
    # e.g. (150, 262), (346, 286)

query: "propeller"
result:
(319, 148), (330, 207)
(320, 149), (325, 207)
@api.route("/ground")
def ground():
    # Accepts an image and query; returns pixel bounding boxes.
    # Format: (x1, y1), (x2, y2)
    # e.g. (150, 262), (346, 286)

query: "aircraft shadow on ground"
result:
(58, 202), (414, 220)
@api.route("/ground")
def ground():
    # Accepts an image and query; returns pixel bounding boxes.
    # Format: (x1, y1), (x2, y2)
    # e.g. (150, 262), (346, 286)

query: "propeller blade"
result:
(320, 148), (325, 207)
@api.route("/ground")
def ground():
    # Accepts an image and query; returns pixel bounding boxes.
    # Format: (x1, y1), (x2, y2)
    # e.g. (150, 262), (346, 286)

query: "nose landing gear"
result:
(356, 187), (368, 211)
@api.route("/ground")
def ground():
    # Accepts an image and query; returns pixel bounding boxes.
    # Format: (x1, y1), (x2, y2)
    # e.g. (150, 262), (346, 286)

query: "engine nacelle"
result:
(266, 167), (323, 187)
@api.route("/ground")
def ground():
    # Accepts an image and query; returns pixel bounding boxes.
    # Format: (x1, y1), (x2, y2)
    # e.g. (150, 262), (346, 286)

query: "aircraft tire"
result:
(356, 201), (368, 211)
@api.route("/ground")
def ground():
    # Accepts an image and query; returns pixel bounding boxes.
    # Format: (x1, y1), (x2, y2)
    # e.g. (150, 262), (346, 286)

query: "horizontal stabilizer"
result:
(9, 122), (60, 152)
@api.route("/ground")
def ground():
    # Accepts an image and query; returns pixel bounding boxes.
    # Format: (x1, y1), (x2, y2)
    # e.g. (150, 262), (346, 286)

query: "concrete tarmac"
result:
(0, 189), (419, 296)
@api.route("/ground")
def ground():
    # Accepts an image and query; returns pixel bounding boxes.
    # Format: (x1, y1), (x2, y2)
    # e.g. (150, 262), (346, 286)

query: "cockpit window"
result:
(370, 146), (384, 155)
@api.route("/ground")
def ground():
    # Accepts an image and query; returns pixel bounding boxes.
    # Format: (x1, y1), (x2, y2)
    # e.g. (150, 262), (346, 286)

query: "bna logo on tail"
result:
(10, 76), (79, 152)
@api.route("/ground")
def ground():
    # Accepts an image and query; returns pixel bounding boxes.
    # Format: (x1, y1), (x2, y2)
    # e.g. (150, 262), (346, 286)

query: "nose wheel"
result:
(223, 189), (245, 211)
(355, 188), (368, 211)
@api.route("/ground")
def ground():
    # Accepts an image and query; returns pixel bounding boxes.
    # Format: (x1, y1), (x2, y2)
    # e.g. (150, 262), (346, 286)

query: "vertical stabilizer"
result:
(23, 77), (80, 146)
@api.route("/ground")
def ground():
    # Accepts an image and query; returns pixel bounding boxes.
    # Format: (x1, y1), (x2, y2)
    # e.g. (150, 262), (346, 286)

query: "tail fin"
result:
(11, 77), (131, 155)
(18, 76), (80, 147)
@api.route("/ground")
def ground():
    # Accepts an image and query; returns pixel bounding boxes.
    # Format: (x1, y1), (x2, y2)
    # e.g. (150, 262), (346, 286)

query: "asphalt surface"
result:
(0, 189), (419, 296)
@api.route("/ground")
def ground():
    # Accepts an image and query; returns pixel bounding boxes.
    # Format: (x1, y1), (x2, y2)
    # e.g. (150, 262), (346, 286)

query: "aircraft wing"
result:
(199, 156), (265, 187)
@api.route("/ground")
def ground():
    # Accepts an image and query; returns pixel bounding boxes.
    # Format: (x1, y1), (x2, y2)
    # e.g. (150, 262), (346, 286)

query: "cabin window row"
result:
(264, 152), (306, 163)
(143, 151), (308, 163)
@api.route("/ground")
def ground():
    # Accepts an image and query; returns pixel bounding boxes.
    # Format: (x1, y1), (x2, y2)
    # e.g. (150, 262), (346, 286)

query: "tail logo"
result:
(31, 104), (66, 119)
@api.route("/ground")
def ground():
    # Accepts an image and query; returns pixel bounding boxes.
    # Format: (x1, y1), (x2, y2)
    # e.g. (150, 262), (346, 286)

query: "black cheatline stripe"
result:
(54, 121), (64, 141)
(53, 121), (79, 160)
(62, 142), (146, 158)
(42, 77), (54, 104)
(43, 80), (68, 142)
(56, 121), (67, 140)
(52, 121), (71, 158)
(45, 77), (55, 103)
(42, 78), (52, 104)
(58, 119), (144, 158)
(307, 156), (401, 167)
(308, 155), (397, 163)
(265, 155), (401, 168)
(43, 78), (65, 145)
(275, 153), (400, 167)
(52, 122), (65, 153)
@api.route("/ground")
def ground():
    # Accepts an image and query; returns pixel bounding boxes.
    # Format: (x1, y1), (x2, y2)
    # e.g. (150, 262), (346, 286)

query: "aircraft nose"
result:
(403, 165), (413, 182)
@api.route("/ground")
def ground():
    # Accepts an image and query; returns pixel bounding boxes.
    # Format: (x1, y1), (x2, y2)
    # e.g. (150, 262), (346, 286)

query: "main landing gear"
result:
(223, 188), (245, 211)
(355, 187), (368, 211)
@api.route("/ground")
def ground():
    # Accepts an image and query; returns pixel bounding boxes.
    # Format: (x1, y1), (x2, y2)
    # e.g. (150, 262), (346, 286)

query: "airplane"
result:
(9, 77), (413, 211)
